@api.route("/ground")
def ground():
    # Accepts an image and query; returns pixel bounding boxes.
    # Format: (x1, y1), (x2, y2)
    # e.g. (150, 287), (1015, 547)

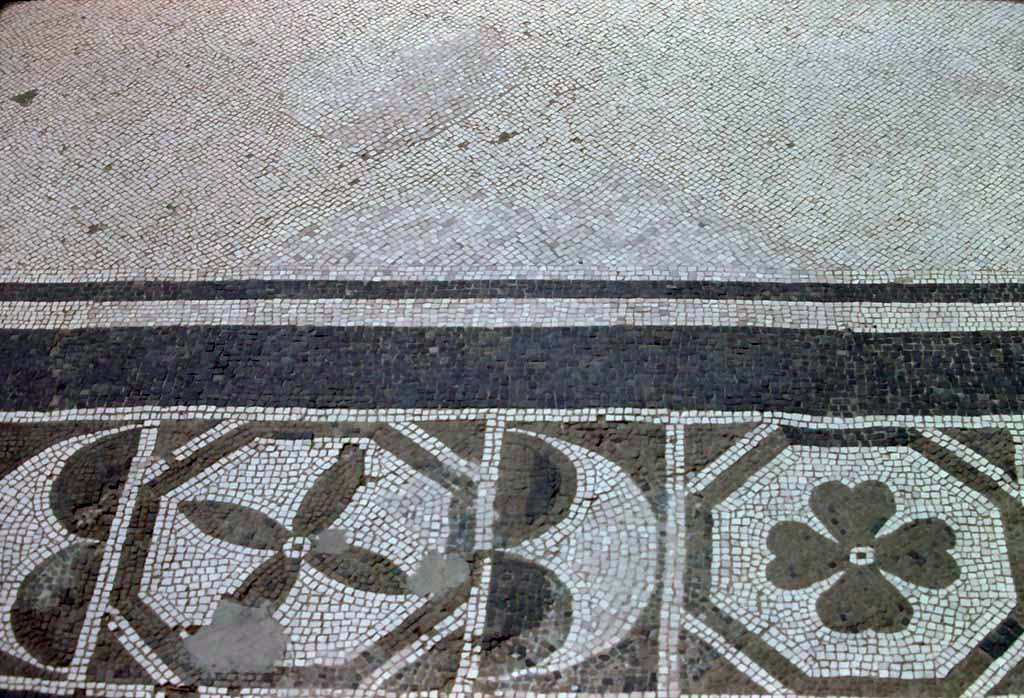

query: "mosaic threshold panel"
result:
(4, 281), (1024, 697)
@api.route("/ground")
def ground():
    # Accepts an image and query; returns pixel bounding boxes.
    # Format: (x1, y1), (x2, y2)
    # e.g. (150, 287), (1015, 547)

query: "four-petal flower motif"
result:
(141, 435), (456, 667)
(767, 480), (960, 633)
(176, 443), (409, 606)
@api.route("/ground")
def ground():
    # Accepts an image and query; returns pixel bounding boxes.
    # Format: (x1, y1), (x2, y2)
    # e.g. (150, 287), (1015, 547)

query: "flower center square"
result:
(849, 545), (875, 566)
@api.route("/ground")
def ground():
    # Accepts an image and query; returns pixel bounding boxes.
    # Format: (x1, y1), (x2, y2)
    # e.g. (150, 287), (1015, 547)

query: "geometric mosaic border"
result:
(3, 407), (1024, 697)
(4, 275), (1024, 696)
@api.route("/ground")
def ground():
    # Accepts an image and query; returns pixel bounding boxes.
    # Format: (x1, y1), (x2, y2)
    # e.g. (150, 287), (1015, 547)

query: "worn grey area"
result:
(0, 0), (1021, 281)
(183, 599), (288, 673)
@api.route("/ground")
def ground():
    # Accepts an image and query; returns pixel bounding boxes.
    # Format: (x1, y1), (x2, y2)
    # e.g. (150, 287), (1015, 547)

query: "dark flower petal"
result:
(308, 546), (409, 595)
(766, 521), (846, 590)
(810, 480), (895, 545)
(816, 566), (913, 634)
(230, 553), (301, 609)
(876, 518), (959, 589)
(179, 500), (289, 550)
(292, 444), (365, 536)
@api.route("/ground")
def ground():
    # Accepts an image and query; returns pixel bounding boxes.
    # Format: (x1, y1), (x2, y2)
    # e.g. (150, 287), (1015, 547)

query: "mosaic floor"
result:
(2, 1), (1024, 697)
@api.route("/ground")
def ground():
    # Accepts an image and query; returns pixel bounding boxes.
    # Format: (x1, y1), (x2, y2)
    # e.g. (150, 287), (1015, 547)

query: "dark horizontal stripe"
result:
(5, 279), (1024, 303)
(4, 326), (1024, 415)
(782, 426), (916, 446)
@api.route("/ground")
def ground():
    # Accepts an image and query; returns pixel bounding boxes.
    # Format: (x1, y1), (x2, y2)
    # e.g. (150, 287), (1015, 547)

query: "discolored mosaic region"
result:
(1, 0), (1023, 281)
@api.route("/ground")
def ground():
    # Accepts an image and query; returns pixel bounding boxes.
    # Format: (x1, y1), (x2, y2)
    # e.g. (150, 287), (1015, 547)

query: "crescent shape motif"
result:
(498, 429), (659, 679)
(0, 425), (139, 670)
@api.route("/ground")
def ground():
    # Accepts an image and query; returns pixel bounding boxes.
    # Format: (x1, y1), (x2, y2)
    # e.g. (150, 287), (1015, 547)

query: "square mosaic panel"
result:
(3, 279), (1024, 697)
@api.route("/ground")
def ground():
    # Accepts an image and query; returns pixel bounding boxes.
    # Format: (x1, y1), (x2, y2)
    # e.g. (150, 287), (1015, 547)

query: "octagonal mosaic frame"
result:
(681, 421), (1024, 697)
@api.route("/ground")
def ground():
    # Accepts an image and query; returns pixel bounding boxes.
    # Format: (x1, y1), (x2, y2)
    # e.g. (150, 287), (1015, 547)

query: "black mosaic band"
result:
(6, 279), (1024, 303)
(3, 325), (1023, 415)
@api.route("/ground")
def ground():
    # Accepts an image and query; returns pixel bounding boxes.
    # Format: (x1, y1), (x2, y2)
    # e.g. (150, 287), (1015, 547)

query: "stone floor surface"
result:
(1, 1), (1024, 697)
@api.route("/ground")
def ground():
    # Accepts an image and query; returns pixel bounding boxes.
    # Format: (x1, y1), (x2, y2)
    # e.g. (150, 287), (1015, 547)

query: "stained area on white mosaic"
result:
(1, 0), (1022, 280)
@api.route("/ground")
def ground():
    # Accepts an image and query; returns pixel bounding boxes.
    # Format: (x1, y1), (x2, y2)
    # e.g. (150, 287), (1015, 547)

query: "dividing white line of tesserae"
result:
(2, 298), (1023, 332)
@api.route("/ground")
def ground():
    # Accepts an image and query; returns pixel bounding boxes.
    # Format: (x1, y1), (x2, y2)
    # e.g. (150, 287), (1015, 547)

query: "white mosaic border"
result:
(67, 424), (160, 681)
(4, 298), (1024, 332)
(6, 679), (1024, 698)
(4, 265), (1024, 285)
(967, 632), (1024, 698)
(658, 424), (685, 698)
(2, 406), (1024, 430)
(0, 677), (662, 698)
(451, 415), (504, 697)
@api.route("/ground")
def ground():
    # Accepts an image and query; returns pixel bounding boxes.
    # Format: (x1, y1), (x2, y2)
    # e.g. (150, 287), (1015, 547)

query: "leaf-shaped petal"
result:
(876, 518), (959, 589)
(292, 444), (365, 536)
(766, 521), (845, 590)
(231, 553), (302, 609)
(179, 500), (289, 550)
(816, 566), (913, 634)
(307, 546), (409, 595)
(810, 480), (895, 546)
